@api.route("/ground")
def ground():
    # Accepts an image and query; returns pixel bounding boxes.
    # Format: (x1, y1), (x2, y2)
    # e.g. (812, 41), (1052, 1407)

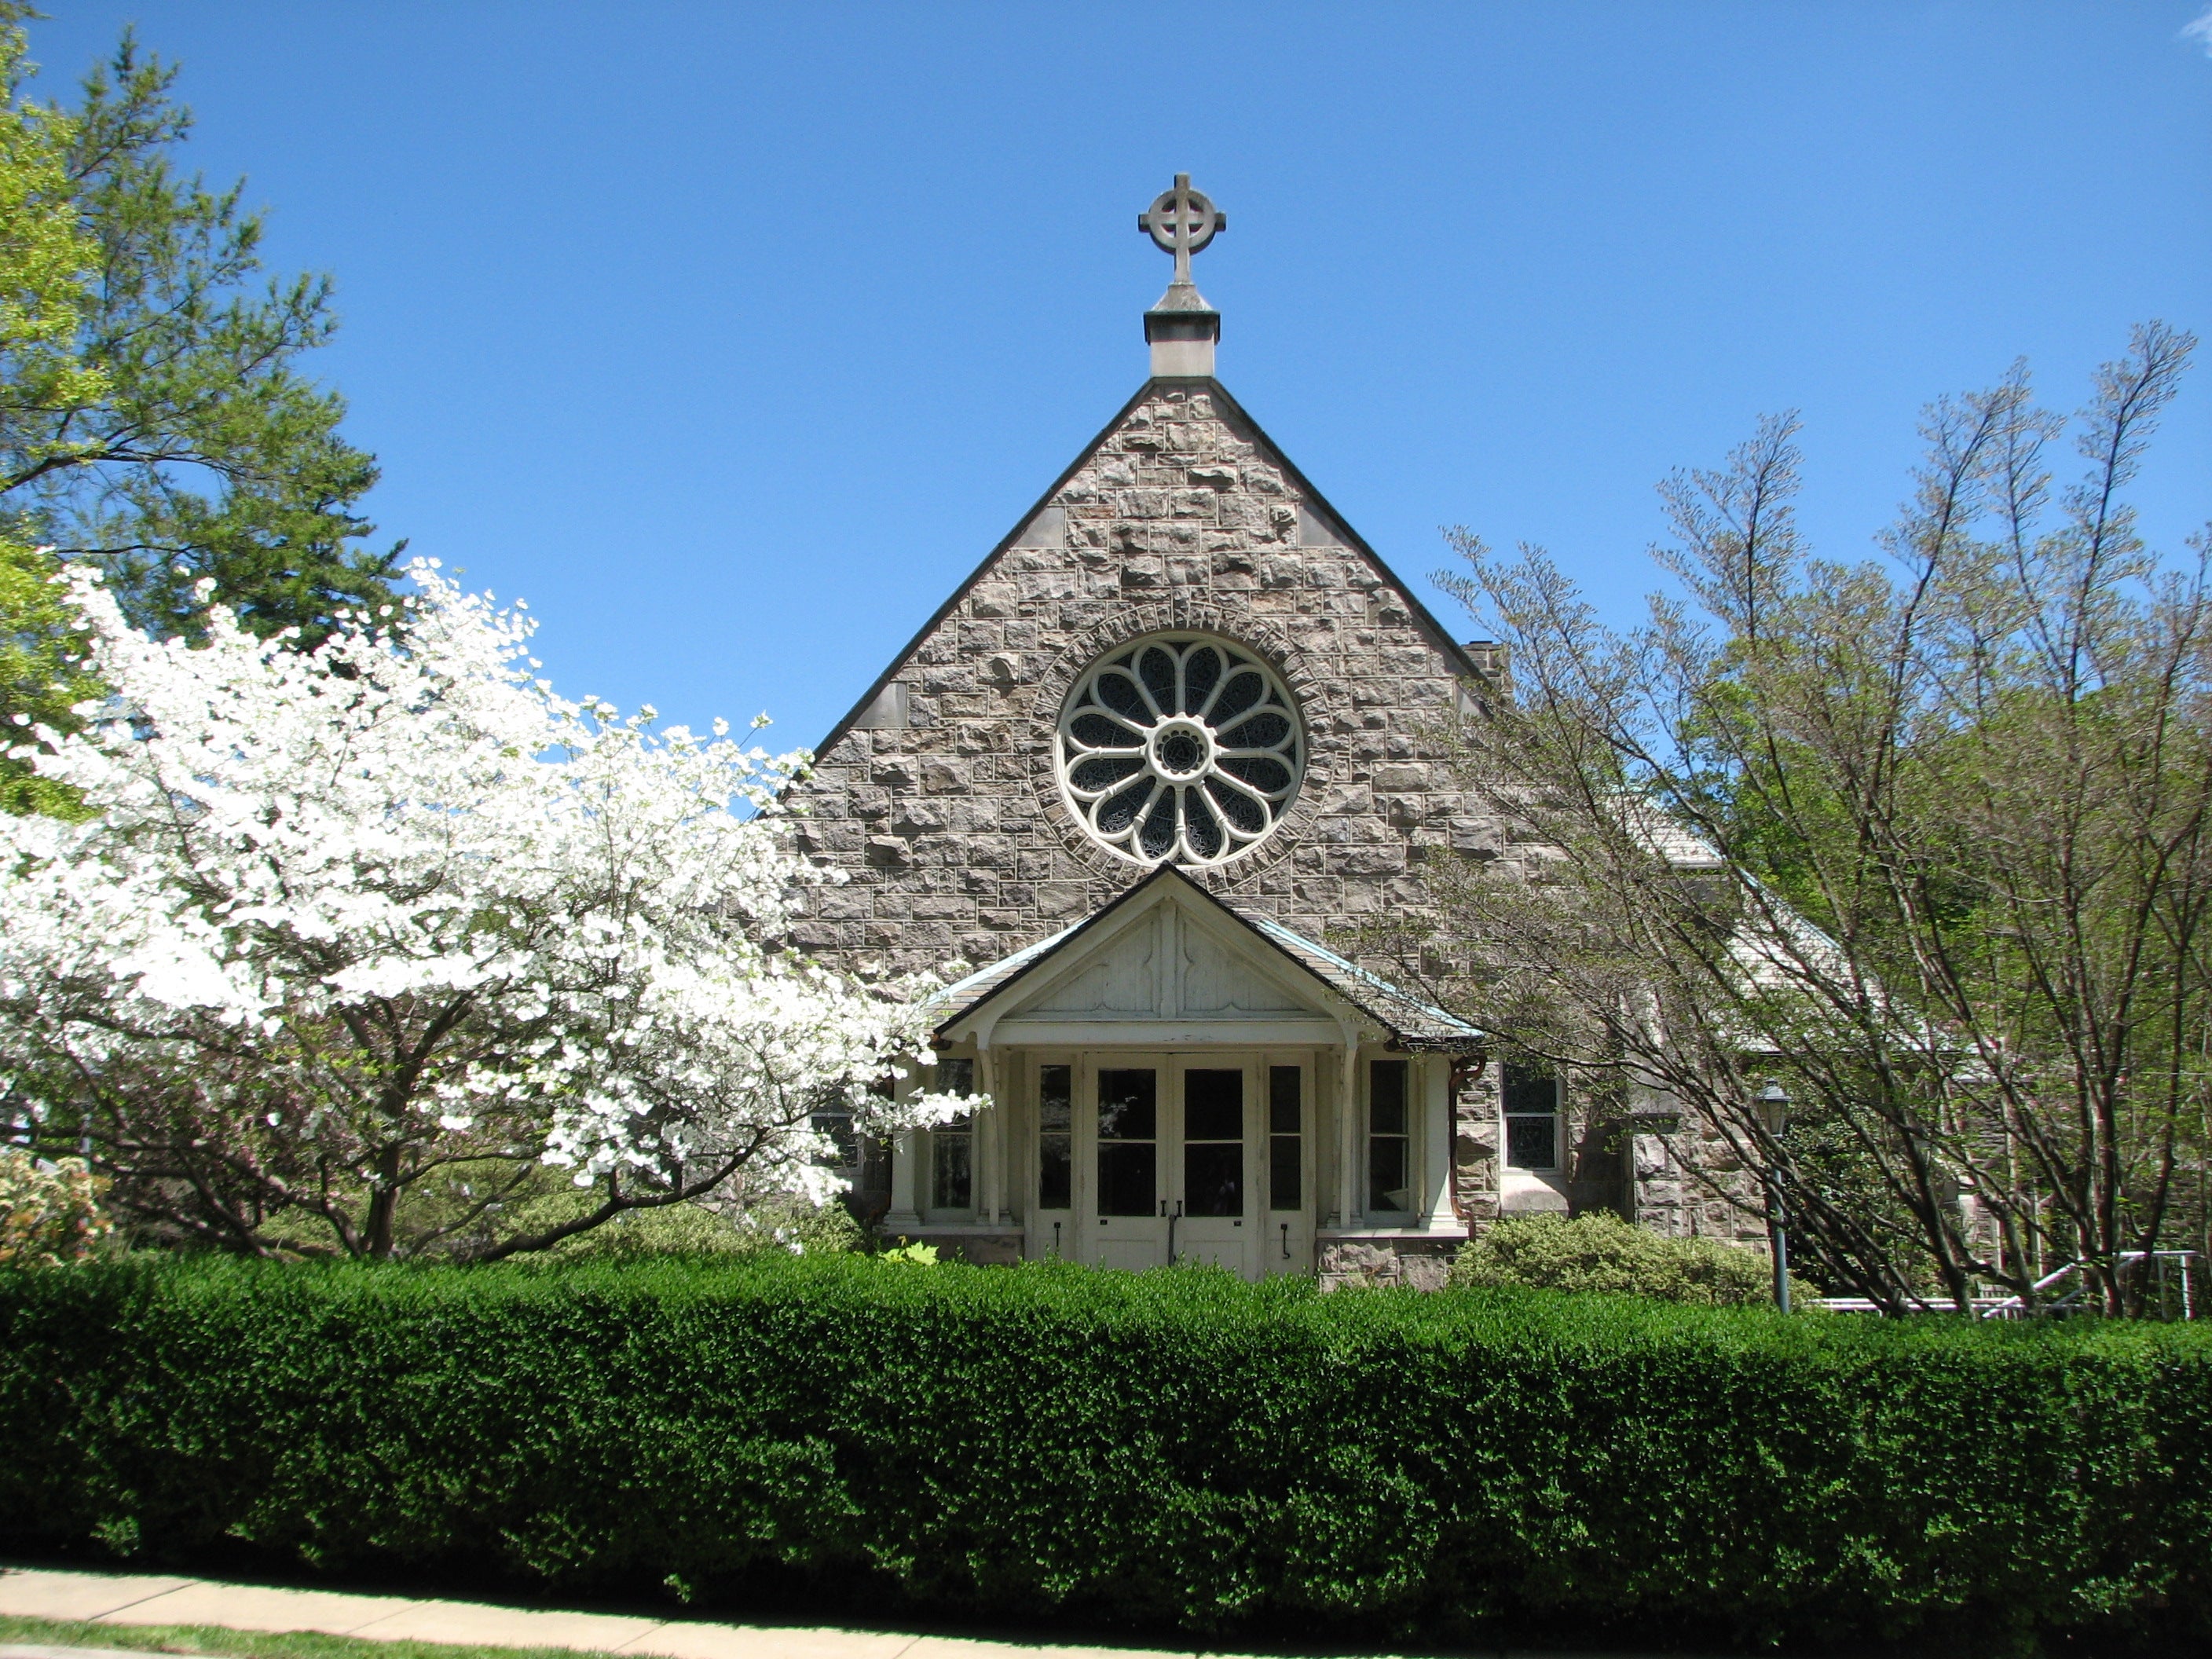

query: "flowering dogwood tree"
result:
(0, 561), (970, 1258)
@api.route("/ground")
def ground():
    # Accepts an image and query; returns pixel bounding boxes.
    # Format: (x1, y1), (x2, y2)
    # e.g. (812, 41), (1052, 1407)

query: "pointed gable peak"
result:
(816, 375), (1481, 760)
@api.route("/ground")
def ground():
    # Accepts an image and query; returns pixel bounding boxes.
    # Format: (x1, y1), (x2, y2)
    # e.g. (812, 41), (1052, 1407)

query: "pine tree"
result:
(0, 5), (397, 652)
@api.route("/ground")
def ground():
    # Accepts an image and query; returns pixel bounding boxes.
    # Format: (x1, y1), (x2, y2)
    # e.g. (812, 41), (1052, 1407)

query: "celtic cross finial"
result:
(1138, 174), (1226, 287)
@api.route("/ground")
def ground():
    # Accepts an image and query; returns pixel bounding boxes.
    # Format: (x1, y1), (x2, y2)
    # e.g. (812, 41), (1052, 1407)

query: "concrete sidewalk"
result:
(0, 1566), (1189, 1659)
(0, 1564), (1727, 1659)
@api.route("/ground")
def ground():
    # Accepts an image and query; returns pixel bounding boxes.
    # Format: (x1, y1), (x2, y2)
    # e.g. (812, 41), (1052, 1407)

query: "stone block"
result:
(1335, 844), (1408, 877)
(1038, 880), (1091, 916)
(892, 803), (942, 836)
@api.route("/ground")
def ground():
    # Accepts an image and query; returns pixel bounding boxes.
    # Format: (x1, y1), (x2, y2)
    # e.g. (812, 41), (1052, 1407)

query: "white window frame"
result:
(1365, 1056), (1416, 1218)
(1501, 1063), (1563, 1174)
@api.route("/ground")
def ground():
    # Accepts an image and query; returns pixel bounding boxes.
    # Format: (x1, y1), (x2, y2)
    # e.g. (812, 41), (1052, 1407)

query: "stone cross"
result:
(1138, 174), (1226, 287)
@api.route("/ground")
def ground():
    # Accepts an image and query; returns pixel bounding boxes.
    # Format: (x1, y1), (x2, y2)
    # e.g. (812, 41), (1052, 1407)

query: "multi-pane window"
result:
(1368, 1058), (1412, 1214)
(1267, 1065), (1302, 1212)
(1037, 1064), (1072, 1210)
(1097, 1068), (1158, 1216)
(929, 1058), (974, 1212)
(1503, 1064), (1560, 1171)
(931, 1120), (972, 1211)
(1183, 1068), (1243, 1217)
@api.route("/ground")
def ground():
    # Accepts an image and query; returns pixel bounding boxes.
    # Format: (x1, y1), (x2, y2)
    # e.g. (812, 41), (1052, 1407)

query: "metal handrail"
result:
(1978, 1251), (2201, 1320)
(1813, 1251), (2203, 1319)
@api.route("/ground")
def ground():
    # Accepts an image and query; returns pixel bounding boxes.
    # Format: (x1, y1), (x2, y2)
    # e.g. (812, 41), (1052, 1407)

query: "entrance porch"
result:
(881, 866), (1481, 1282)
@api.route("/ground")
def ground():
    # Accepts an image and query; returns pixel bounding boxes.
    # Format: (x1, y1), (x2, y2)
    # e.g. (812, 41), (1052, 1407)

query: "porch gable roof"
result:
(928, 866), (1483, 1052)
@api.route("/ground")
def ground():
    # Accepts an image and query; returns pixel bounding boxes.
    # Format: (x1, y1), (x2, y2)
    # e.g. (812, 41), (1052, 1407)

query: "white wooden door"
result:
(1031, 1052), (1316, 1278)
(1170, 1059), (1254, 1274)
(1090, 1059), (1167, 1270)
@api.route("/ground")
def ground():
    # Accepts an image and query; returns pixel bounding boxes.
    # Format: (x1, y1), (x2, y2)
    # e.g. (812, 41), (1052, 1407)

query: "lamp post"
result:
(1757, 1080), (1791, 1313)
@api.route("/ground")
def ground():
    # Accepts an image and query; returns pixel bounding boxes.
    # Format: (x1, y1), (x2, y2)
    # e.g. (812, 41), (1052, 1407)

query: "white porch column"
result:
(885, 1127), (923, 1233)
(1420, 1054), (1452, 1228)
(976, 1044), (1005, 1225)
(1335, 1028), (1360, 1227)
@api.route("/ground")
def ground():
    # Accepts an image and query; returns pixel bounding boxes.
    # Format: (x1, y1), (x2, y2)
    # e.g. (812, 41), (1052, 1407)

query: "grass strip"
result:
(0, 1615), (621, 1659)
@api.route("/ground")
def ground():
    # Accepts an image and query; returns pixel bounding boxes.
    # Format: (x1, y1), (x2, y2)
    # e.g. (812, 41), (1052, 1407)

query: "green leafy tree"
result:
(0, 5), (102, 813)
(0, 537), (98, 814)
(1423, 325), (2211, 1315)
(0, 5), (396, 648)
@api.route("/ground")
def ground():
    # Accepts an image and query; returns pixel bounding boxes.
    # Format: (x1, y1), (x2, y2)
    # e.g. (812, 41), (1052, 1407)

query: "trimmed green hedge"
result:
(1, 1255), (2207, 1654)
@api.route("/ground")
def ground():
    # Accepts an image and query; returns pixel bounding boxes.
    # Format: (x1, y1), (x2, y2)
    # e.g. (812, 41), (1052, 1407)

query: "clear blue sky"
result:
(25, 2), (2212, 750)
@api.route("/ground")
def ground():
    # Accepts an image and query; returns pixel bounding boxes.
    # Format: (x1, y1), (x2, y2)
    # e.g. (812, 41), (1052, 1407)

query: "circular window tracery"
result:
(1057, 633), (1304, 866)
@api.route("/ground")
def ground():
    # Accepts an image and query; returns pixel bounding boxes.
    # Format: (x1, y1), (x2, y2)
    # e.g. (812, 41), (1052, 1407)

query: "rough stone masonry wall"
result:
(785, 383), (1498, 978)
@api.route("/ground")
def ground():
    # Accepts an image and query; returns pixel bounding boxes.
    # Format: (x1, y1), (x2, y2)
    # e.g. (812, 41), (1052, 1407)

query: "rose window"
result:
(1057, 634), (1304, 866)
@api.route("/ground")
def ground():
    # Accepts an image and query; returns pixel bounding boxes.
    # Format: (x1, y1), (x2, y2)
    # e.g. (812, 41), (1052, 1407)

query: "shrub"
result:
(0, 1148), (112, 1266)
(0, 1254), (2206, 1655)
(1449, 1210), (1820, 1306)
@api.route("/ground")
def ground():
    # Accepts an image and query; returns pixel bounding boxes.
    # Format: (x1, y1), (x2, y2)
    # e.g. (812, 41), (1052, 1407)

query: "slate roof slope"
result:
(1239, 913), (1482, 1051)
(928, 922), (1083, 1021)
(930, 865), (1482, 1052)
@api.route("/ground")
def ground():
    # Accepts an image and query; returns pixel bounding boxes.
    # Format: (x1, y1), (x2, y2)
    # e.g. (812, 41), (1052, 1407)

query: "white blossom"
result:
(0, 562), (976, 1256)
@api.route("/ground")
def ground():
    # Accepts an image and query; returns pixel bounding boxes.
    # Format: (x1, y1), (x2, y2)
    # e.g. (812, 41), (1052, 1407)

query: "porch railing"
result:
(1813, 1250), (2203, 1319)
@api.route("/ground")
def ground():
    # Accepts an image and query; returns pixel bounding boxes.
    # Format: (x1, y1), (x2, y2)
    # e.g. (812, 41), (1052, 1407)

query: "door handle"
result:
(1281, 1222), (1291, 1259)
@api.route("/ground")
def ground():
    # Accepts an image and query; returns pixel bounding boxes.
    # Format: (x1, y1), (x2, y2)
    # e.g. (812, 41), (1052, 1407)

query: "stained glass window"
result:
(1058, 634), (1304, 866)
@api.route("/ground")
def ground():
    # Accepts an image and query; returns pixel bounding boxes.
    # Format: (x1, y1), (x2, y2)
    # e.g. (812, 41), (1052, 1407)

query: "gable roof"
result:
(816, 376), (1484, 761)
(931, 863), (1484, 1052)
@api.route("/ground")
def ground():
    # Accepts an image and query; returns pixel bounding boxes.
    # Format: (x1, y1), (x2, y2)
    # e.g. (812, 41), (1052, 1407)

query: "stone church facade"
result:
(786, 179), (1722, 1285)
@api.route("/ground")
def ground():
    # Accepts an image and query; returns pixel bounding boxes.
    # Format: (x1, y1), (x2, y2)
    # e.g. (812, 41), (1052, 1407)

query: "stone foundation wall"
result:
(1317, 1236), (1460, 1291)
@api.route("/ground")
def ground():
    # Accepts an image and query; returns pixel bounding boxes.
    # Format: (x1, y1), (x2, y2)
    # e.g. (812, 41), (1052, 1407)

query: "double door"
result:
(1030, 1053), (1309, 1278)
